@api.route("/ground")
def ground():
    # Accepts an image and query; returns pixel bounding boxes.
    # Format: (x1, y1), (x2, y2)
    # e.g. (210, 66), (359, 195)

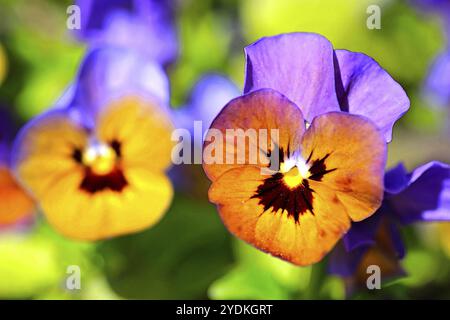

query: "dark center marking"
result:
(72, 140), (128, 194)
(252, 148), (336, 223)
(80, 167), (128, 194)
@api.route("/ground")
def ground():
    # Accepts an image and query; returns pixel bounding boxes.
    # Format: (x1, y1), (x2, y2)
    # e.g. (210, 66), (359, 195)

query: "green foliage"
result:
(0, 219), (98, 299)
(98, 194), (234, 299)
(209, 241), (312, 299)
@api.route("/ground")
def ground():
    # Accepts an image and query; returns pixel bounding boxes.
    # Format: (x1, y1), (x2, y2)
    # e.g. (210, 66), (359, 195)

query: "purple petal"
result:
(330, 219), (405, 278)
(334, 50), (410, 142)
(411, 1), (450, 44)
(412, 0), (450, 18)
(244, 33), (340, 122)
(384, 162), (410, 194)
(423, 49), (450, 108)
(173, 74), (240, 133)
(343, 208), (384, 252)
(328, 242), (368, 277)
(76, 0), (135, 32)
(388, 221), (406, 259)
(412, 0), (450, 8)
(0, 108), (17, 165)
(0, 142), (8, 166)
(71, 47), (170, 125)
(75, 0), (178, 65)
(388, 161), (450, 224)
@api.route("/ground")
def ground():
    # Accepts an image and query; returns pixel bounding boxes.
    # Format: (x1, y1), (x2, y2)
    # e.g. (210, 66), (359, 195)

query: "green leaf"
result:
(98, 193), (234, 299)
(209, 240), (311, 299)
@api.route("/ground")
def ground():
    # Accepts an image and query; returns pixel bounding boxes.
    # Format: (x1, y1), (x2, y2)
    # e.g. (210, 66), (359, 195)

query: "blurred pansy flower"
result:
(329, 161), (450, 288)
(412, 0), (450, 30)
(173, 74), (240, 137)
(13, 47), (174, 241)
(0, 110), (35, 229)
(412, 0), (450, 107)
(75, 0), (178, 65)
(424, 50), (450, 107)
(202, 32), (412, 266)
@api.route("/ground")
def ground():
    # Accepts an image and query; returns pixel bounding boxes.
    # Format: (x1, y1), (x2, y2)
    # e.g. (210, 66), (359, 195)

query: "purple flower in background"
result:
(69, 46), (172, 124)
(424, 51), (450, 107)
(0, 109), (15, 166)
(173, 74), (240, 138)
(169, 75), (239, 196)
(412, 0), (450, 29)
(412, 0), (450, 107)
(244, 33), (410, 142)
(75, 0), (178, 66)
(329, 161), (450, 287)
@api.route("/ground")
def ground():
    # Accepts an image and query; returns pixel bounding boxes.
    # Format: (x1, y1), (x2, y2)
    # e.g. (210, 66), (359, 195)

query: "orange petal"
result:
(0, 166), (34, 226)
(203, 89), (305, 181)
(301, 112), (386, 222)
(206, 104), (386, 265)
(210, 166), (351, 265)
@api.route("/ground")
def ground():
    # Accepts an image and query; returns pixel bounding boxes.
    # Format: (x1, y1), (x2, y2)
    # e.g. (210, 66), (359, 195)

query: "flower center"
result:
(82, 142), (117, 175)
(280, 154), (310, 189)
(72, 140), (127, 194)
(252, 148), (337, 223)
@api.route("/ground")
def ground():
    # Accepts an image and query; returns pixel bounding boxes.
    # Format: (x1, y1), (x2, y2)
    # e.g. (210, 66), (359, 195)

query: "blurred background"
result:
(0, 0), (449, 299)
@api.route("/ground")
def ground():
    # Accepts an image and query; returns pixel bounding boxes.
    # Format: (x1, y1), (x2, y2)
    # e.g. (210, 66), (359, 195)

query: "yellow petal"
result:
(210, 166), (351, 265)
(96, 96), (174, 172)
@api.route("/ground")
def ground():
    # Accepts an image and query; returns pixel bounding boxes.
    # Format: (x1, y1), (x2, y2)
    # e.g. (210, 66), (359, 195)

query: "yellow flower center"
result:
(280, 157), (310, 189)
(82, 143), (117, 175)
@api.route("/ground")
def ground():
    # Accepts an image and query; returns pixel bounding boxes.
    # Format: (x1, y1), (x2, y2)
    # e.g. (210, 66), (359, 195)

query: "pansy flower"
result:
(203, 33), (410, 266)
(0, 109), (35, 229)
(329, 161), (450, 289)
(75, 0), (178, 66)
(12, 47), (174, 241)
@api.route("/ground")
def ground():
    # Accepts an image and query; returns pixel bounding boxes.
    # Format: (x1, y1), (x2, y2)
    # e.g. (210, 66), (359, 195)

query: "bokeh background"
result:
(0, 0), (449, 299)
